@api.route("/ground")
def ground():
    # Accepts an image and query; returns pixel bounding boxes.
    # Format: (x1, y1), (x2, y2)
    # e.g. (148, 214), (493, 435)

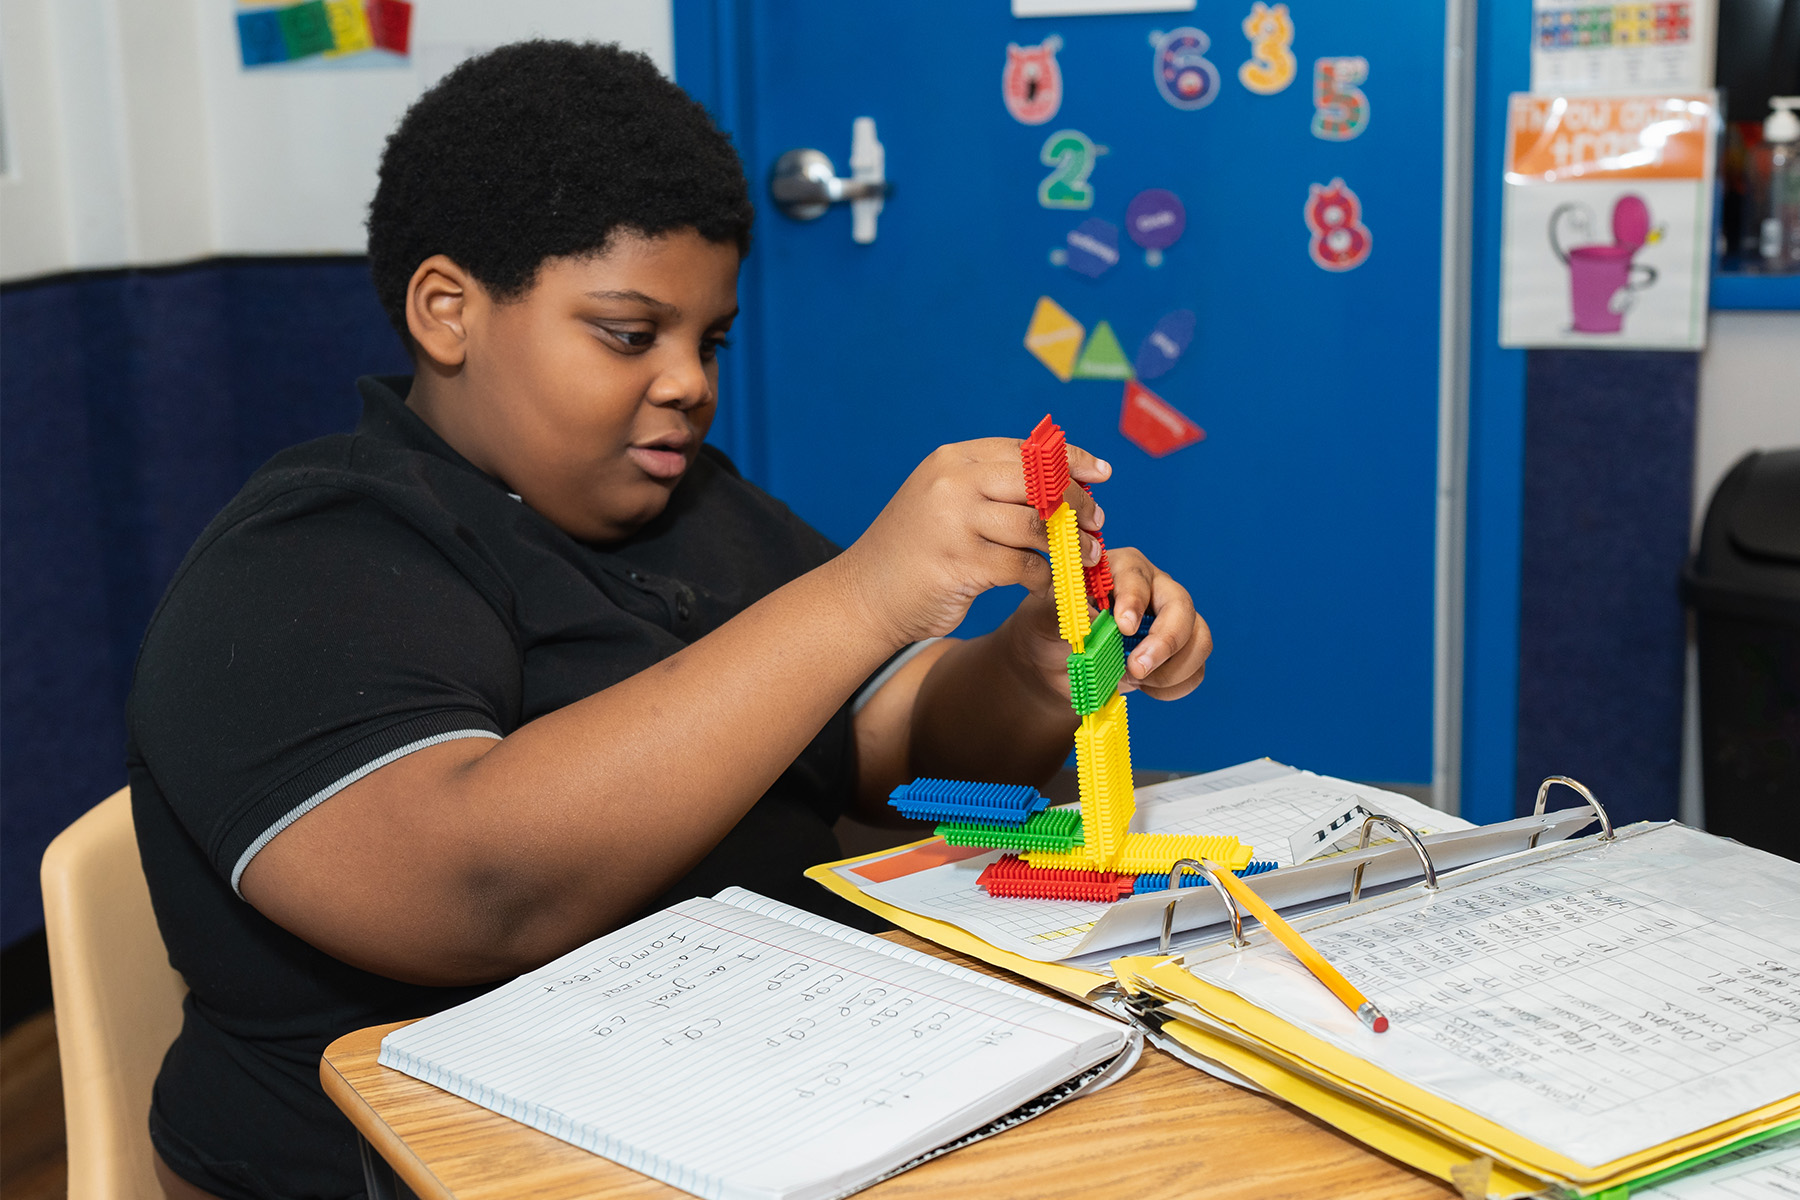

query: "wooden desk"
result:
(322, 933), (1454, 1200)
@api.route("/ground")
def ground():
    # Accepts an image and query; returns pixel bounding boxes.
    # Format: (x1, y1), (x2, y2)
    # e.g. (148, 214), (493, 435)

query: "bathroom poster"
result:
(1499, 91), (1717, 349)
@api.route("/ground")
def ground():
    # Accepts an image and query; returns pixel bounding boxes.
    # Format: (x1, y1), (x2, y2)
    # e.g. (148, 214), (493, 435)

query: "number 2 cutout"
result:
(1038, 129), (1100, 210)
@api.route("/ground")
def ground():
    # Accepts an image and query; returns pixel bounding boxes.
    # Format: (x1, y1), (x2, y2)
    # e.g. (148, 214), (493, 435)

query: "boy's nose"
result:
(646, 357), (711, 410)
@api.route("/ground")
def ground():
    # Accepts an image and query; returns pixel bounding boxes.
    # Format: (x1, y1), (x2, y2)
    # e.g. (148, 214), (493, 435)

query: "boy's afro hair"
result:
(367, 40), (753, 340)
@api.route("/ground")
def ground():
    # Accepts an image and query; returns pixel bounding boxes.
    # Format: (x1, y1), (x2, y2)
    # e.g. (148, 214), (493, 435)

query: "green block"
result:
(279, 1), (336, 58)
(1067, 610), (1126, 715)
(937, 808), (1084, 853)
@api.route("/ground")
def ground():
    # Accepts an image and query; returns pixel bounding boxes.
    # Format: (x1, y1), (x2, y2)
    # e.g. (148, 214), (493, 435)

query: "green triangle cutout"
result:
(1072, 320), (1134, 380)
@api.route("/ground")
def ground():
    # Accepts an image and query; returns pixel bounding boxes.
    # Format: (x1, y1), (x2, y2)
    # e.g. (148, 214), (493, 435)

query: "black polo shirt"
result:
(128, 376), (882, 1200)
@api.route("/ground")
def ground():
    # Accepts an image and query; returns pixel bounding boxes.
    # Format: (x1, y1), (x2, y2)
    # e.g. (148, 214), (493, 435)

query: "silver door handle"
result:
(769, 118), (887, 242)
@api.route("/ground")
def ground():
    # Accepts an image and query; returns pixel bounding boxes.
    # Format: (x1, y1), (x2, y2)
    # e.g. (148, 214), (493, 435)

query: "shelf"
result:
(1710, 270), (1800, 311)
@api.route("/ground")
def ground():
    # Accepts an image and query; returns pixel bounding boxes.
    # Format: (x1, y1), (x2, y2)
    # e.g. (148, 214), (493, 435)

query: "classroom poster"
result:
(1529, 0), (1715, 94)
(1499, 92), (1717, 349)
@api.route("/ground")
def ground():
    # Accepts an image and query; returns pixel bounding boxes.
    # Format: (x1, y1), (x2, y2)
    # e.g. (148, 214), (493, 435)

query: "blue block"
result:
(237, 11), (290, 66)
(888, 778), (1050, 825)
(1133, 860), (1278, 893)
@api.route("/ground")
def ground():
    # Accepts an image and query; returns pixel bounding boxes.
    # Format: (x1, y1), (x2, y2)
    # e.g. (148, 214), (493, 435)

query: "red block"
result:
(1084, 531), (1114, 610)
(1020, 414), (1071, 520)
(367, 0), (412, 54)
(1118, 380), (1204, 458)
(977, 855), (1135, 903)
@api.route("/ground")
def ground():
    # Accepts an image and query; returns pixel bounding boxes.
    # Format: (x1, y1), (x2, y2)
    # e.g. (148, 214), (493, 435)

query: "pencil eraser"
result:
(1372, 1015), (1389, 1033)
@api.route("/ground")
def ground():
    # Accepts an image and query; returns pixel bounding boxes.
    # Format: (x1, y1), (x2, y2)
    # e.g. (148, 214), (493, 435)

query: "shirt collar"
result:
(355, 375), (512, 492)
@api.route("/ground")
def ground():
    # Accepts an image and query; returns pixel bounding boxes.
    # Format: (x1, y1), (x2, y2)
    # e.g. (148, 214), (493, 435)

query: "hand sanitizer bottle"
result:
(1745, 97), (1800, 273)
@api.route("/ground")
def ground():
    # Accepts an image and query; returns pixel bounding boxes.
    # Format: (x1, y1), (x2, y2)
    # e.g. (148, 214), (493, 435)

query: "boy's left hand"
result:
(1005, 544), (1211, 704)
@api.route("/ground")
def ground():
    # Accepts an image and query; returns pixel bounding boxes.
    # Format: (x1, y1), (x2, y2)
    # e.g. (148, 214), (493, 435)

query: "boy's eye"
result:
(594, 322), (655, 350)
(701, 336), (732, 361)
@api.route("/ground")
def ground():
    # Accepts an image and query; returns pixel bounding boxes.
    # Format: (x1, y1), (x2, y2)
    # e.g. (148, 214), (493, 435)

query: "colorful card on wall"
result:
(1024, 296), (1087, 381)
(237, 0), (410, 69)
(1530, 0), (1715, 94)
(1120, 380), (1205, 457)
(1499, 92), (1716, 349)
(1151, 27), (1221, 110)
(1073, 321), (1135, 379)
(1003, 37), (1064, 125)
(1312, 57), (1370, 140)
(1125, 189), (1186, 266)
(1238, 3), (1296, 95)
(1304, 178), (1373, 271)
(1065, 219), (1121, 278)
(1134, 309), (1196, 379)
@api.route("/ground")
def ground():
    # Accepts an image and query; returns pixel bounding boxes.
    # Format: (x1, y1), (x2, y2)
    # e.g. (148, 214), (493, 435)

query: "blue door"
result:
(677, 2), (1446, 785)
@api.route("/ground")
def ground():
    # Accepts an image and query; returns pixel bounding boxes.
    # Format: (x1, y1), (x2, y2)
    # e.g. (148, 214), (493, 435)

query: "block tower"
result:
(888, 416), (1258, 902)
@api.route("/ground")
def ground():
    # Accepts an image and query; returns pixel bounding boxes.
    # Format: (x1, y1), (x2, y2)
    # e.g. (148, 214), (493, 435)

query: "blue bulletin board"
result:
(677, 1), (1447, 785)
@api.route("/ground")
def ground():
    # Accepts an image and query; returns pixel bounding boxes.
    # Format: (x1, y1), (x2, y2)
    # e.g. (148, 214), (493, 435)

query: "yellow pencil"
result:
(1202, 859), (1390, 1033)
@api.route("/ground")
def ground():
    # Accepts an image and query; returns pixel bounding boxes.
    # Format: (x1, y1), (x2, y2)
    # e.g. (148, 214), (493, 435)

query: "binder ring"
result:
(1349, 815), (1440, 904)
(1530, 775), (1613, 846)
(1158, 858), (1247, 956)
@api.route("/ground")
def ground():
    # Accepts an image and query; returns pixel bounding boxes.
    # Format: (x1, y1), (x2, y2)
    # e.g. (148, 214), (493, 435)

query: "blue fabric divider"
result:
(1513, 349), (1697, 823)
(0, 259), (410, 947)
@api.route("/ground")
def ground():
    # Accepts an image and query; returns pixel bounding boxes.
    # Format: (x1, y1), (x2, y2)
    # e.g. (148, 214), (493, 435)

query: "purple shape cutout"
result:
(1065, 218), (1121, 278)
(1134, 309), (1196, 380)
(1126, 189), (1187, 251)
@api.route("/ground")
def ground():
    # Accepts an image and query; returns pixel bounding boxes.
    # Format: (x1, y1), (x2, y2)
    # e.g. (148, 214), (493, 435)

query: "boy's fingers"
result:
(1109, 550), (1154, 636)
(1066, 443), (1112, 486)
(974, 501), (1051, 557)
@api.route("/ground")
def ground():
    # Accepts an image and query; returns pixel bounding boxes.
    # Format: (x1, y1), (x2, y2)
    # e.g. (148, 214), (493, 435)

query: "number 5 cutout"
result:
(1312, 57), (1370, 141)
(1038, 129), (1104, 210)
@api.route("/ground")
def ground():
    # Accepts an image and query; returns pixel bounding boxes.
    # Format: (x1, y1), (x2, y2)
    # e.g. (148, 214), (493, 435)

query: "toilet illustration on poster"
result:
(1549, 194), (1664, 334)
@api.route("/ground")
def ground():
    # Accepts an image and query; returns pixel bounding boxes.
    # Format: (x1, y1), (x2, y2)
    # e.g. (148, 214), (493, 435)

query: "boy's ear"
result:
(405, 255), (477, 368)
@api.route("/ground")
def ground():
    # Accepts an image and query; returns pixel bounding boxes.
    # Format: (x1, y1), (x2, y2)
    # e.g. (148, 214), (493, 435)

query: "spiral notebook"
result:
(378, 888), (1139, 1200)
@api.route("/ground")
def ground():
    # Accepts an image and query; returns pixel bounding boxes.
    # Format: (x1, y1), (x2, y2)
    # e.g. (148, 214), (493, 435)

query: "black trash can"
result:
(1683, 448), (1800, 860)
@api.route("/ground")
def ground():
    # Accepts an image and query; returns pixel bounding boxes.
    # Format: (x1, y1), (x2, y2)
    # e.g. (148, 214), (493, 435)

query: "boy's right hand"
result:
(836, 437), (1111, 648)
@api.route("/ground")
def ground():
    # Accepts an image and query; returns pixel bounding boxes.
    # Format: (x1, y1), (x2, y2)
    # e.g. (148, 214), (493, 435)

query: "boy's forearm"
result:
(904, 608), (1079, 790)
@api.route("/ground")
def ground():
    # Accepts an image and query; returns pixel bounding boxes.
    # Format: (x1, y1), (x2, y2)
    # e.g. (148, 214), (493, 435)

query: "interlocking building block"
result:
(1111, 833), (1255, 875)
(1028, 693), (1134, 870)
(1021, 415), (1072, 520)
(937, 808), (1084, 853)
(1133, 860), (1278, 893)
(1084, 534), (1115, 611)
(1046, 502), (1091, 653)
(888, 779), (1049, 824)
(1067, 610), (1127, 716)
(977, 855), (1135, 903)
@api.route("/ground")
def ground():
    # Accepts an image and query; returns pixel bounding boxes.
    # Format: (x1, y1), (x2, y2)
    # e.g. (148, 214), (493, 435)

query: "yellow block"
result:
(323, 0), (375, 55)
(1023, 296), (1085, 381)
(1045, 502), (1090, 652)
(1112, 833), (1255, 875)
(1026, 692), (1134, 871)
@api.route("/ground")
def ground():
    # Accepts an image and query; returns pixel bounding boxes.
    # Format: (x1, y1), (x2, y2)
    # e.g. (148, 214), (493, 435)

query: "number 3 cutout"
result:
(1038, 129), (1102, 210)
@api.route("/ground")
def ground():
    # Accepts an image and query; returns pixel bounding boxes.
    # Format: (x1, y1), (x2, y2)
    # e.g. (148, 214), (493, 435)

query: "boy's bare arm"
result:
(237, 438), (1109, 988)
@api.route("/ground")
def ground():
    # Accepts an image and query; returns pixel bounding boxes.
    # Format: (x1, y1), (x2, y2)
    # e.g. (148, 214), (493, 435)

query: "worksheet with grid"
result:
(1183, 824), (1800, 1167)
(1639, 1127), (1800, 1199)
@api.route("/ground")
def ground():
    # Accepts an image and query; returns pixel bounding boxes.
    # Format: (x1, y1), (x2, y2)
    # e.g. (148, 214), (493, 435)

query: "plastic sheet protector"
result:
(1181, 823), (1800, 1168)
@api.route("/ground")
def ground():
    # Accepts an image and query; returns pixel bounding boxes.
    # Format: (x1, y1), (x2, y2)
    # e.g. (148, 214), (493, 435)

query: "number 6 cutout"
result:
(1038, 129), (1103, 210)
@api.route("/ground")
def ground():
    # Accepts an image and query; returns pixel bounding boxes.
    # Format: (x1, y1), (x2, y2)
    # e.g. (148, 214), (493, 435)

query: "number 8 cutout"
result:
(1038, 129), (1103, 210)
(1305, 177), (1372, 271)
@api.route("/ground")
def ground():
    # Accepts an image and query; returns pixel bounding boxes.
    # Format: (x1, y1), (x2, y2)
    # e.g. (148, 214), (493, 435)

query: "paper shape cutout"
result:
(1119, 381), (1205, 457)
(1003, 36), (1064, 125)
(1126, 189), (1186, 266)
(1312, 57), (1370, 140)
(1151, 27), (1221, 110)
(1024, 297), (1086, 381)
(1238, 3), (1296, 95)
(323, 0), (375, 57)
(278, 2), (335, 59)
(367, 0), (412, 54)
(1134, 310), (1196, 380)
(237, 0), (411, 67)
(1305, 177), (1373, 271)
(1038, 129), (1102, 210)
(1073, 321), (1134, 380)
(1065, 219), (1121, 278)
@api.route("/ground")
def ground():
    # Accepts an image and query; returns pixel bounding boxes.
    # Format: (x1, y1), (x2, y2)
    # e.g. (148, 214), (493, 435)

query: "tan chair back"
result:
(41, 788), (188, 1200)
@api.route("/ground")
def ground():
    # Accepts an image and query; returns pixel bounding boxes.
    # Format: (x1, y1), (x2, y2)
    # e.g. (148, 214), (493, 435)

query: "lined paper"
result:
(1184, 824), (1800, 1167)
(380, 895), (1128, 1200)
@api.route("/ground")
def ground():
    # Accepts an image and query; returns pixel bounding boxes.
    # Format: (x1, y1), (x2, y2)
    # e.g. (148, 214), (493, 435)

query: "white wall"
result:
(0, 0), (673, 281)
(1679, 308), (1800, 826)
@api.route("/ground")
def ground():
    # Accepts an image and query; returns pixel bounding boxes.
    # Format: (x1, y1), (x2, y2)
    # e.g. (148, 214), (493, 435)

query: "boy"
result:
(129, 41), (1211, 1199)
